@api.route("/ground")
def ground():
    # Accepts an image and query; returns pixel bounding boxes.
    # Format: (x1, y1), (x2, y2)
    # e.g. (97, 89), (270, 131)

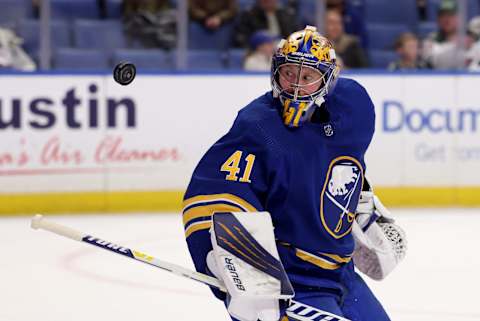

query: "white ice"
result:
(1, 209), (479, 321)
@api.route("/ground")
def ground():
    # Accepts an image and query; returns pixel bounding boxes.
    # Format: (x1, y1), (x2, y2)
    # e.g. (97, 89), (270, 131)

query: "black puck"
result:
(113, 61), (136, 86)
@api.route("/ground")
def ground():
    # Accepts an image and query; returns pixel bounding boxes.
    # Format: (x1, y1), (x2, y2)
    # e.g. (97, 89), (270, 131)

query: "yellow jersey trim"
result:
(185, 221), (212, 238)
(183, 203), (243, 227)
(182, 194), (258, 238)
(182, 193), (257, 212)
(295, 249), (340, 270)
(319, 252), (352, 264)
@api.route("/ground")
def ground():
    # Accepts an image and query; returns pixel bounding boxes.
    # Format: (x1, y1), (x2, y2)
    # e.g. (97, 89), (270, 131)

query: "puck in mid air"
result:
(113, 61), (136, 86)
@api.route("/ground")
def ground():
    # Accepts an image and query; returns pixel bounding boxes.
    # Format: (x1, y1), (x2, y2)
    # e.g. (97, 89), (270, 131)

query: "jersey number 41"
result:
(221, 151), (256, 183)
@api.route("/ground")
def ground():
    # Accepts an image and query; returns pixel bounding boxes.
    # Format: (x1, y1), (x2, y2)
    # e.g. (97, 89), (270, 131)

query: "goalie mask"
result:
(271, 25), (340, 128)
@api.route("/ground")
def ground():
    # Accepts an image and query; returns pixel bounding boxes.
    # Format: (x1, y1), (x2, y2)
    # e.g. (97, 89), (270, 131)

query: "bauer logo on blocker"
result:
(224, 257), (246, 291)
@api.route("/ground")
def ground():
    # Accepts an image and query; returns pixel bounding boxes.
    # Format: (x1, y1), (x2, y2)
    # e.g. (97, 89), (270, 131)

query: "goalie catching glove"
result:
(352, 181), (407, 280)
(207, 211), (294, 321)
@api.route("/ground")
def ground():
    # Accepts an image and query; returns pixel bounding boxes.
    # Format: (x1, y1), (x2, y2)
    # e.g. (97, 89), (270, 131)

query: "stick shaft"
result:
(31, 214), (84, 241)
(31, 214), (225, 291)
(31, 215), (350, 321)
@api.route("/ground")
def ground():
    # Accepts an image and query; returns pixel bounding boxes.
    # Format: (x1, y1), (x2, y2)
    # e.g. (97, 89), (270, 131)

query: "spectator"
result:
(0, 28), (36, 71)
(327, 0), (368, 48)
(388, 33), (431, 71)
(189, 0), (237, 30)
(468, 16), (480, 38)
(122, 0), (176, 49)
(422, 0), (464, 69)
(244, 30), (277, 71)
(325, 9), (368, 69)
(466, 16), (480, 70)
(123, 0), (171, 18)
(234, 0), (299, 48)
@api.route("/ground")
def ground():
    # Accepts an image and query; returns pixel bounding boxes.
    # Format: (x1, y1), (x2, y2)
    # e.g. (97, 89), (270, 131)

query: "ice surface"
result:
(1, 209), (479, 321)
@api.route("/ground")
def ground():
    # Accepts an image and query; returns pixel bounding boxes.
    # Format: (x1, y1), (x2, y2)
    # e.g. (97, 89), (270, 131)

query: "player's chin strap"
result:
(352, 178), (407, 280)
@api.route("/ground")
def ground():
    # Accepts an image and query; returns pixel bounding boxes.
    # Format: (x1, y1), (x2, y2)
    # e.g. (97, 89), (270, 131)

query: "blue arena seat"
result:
(366, 23), (410, 50)
(188, 21), (233, 50)
(17, 19), (71, 52)
(365, 0), (417, 28)
(417, 22), (437, 40)
(51, 0), (99, 20)
(105, 0), (122, 19)
(297, 0), (317, 26)
(238, 0), (255, 10)
(112, 49), (173, 70)
(74, 19), (126, 51)
(0, 0), (29, 26)
(227, 49), (246, 70)
(54, 48), (109, 70)
(369, 50), (398, 69)
(184, 50), (225, 70)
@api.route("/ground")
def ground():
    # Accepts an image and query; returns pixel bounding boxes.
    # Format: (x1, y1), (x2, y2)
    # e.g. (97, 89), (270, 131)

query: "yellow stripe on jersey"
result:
(184, 221), (212, 238)
(182, 193), (257, 212)
(182, 194), (258, 238)
(319, 252), (352, 264)
(296, 249), (340, 270)
(183, 203), (243, 227)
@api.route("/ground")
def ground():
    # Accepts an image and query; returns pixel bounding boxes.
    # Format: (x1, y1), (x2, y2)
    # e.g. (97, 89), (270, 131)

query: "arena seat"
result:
(368, 50), (398, 69)
(105, 0), (122, 19)
(54, 48), (109, 70)
(297, 0), (316, 26)
(185, 50), (225, 70)
(238, 0), (255, 10)
(365, 0), (418, 28)
(112, 49), (173, 70)
(0, 0), (29, 26)
(17, 19), (71, 52)
(417, 22), (437, 40)
(366, 23), (410, 50)
(73, 19), (126, 51)
(188, 21), (233, 50)
(51, 0), (99, 20)
(226, 48), (246, 70)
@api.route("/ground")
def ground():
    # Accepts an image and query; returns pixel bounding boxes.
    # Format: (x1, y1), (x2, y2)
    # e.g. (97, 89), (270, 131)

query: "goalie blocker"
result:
(208, 211), (294, 321)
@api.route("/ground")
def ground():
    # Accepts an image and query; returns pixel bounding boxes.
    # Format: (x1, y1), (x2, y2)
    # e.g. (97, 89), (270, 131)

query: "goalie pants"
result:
(229, 263), (390, 321)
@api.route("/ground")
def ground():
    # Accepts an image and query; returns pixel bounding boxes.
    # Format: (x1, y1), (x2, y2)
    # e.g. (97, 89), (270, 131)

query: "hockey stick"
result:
(31, 214), (350, 321)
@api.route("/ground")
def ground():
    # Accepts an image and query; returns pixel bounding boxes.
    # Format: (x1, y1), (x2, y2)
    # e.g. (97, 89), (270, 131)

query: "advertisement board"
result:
(0, 73), (478, 213)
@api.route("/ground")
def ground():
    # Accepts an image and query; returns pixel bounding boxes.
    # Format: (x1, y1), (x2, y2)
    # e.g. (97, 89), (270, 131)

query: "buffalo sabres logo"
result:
(320, 156), (364, 239)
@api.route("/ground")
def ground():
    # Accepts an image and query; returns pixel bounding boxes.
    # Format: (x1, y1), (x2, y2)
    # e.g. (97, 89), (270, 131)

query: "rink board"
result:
(0, 72), (479, 214)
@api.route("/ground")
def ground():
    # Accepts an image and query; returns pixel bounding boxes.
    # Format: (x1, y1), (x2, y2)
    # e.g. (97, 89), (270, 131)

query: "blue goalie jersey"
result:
(183, 77), (375, 293)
